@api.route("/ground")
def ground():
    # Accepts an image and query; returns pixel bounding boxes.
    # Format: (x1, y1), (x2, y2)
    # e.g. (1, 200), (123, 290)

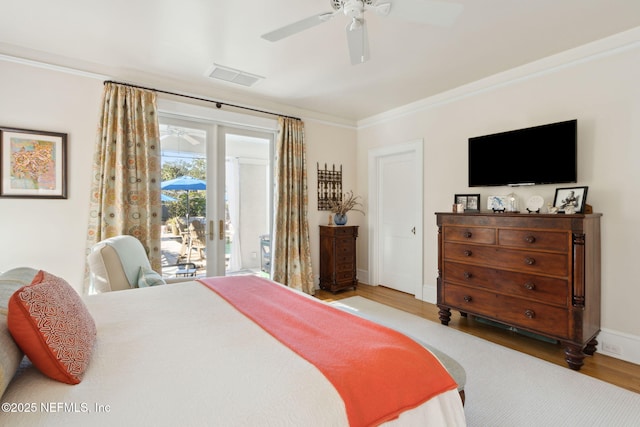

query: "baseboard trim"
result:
(598, 328), (640, 365)
(422, 283), (437, 304)
(356, 268), (369, 286)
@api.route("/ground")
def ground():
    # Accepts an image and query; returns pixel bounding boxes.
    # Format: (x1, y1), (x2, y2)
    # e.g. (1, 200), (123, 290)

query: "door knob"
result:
(411, 227), (416, 235)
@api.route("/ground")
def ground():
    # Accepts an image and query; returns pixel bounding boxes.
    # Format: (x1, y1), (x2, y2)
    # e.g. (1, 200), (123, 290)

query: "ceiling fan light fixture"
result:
(205, 63), (264, 87)
(349, 18), (362, 31)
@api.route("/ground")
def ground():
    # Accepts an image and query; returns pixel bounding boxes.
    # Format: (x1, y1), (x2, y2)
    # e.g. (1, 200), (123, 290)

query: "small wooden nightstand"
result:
(319, 225), (358, 293)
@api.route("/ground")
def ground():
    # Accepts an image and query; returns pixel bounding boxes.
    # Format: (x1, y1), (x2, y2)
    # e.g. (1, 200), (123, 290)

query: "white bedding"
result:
(1, 280), (465, 426)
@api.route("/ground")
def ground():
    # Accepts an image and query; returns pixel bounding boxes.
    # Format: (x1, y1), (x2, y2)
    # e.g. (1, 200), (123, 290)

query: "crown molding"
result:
(357, 26), (640, 129)
(0, 53), (110, 80)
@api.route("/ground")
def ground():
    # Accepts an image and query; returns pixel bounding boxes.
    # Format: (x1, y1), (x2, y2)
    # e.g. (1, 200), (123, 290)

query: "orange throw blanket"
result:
(198, 276), (457, 426)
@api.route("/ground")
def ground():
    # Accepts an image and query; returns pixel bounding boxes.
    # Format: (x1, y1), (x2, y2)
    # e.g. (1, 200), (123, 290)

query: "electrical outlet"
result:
(602, 342), (622, 355)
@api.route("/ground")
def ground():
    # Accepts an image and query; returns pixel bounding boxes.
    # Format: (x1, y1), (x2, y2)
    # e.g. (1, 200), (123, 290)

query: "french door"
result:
(159, 114), (274, 278)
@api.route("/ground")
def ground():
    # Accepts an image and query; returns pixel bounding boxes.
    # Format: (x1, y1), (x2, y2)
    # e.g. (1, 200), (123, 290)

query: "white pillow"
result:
(137, 266), (166, 288)
(0, 267), (39, 398)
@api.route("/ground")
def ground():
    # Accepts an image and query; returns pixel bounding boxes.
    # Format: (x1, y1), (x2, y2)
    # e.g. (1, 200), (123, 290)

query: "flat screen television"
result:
(468, 119), (577, 187)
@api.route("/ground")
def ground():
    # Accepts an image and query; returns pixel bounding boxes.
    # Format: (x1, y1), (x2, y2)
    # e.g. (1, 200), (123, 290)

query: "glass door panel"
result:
(220, 126), (273, 277)
(159, 117), (210, 278)
(159, 116), (273, 280)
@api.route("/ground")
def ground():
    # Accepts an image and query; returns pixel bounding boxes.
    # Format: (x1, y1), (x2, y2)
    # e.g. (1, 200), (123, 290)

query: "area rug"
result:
(330, 296), (640, 427)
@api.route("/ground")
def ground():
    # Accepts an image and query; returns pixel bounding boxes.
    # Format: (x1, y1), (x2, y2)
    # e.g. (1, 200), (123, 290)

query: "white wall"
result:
(304, 120), (359, 283)
(0, 61), (103, 289)
(356, 32), (640, 364)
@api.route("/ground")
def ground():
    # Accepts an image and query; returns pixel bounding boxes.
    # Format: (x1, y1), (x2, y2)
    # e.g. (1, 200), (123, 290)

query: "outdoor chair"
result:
(187, 220), (207, 261)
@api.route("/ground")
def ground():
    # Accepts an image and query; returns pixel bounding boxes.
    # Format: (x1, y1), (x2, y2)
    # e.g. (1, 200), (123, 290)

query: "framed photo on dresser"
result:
(553, 186), (588, 213)
(454, 194), (480, 212)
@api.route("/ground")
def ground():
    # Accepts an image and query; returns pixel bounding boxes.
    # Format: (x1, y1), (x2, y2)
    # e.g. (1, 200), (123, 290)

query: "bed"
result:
(1, 268), (466, 426)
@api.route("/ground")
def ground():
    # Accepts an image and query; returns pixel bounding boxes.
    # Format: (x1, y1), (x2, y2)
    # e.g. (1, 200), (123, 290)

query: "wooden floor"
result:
(316, 283), (640, 394)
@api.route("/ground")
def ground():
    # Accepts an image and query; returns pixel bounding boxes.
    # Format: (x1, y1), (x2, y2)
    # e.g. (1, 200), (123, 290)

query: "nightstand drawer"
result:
(443, 242), (568, 277)
(336, 240), (354, 253)
(498, 229), (569, 252)
(336, 271), (355, 282)
(337, 261), (354, 272)
(444, 226), (495, 244)
(443, 283), (569, 337)
(333, 226), (357, 236)
(443, 261), (569, 306)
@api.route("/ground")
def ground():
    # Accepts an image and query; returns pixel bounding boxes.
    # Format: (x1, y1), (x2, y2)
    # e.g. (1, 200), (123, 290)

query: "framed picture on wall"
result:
(0, 127), (67, 199)
(454, 194), (480, 212)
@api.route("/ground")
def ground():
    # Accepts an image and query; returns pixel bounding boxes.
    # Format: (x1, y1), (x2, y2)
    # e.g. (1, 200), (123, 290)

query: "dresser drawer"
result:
(443, 283), (569, 337)
(333, 226), (357, 236)
(443, 226), (495, 244)
(335, 253), (353, 264)
(498, 229), (569, 252)
(443, 242), (568, 277)
(443, 261), (569, 306)
(336, 261), (354, 272)
(335, 271), (355, 282)
(336, 240), (354, 254)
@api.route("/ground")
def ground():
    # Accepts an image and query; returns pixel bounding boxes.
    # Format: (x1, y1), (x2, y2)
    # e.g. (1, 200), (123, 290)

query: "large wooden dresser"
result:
(319, 225), (358, 293)
(436, 212), (601, 370)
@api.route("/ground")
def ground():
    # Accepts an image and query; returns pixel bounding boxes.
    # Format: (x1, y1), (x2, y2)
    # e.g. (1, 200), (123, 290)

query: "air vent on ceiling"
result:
(206, 63), (264, 87)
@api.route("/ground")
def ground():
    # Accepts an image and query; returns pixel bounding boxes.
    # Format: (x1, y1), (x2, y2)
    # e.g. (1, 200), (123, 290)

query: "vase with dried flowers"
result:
(328, 190), (365, 225)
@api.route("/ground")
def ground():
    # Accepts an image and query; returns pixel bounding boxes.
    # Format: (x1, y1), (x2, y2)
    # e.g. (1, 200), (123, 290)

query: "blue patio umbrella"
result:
(161, 176), (206, 221)
(161, 193), (177, 202)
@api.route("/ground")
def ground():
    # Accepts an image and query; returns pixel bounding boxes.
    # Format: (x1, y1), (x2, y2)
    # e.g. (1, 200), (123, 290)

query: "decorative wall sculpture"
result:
(317, 163), (342, 211)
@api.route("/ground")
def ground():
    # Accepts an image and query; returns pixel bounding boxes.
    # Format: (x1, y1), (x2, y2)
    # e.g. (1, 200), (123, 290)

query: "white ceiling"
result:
(1, 0), (639, 122)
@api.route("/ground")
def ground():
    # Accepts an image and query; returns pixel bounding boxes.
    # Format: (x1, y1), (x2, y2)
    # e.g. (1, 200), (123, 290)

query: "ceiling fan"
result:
(261, 0), (463, 65)
(160, 126), (204, 146)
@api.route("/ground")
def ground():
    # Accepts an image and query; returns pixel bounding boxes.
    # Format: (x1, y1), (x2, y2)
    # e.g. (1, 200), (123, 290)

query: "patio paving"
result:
(161, 231), (206, 278)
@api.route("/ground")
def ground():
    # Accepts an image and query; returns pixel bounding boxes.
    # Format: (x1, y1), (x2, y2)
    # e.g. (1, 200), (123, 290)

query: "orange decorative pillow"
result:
(7, 270), (97, 384)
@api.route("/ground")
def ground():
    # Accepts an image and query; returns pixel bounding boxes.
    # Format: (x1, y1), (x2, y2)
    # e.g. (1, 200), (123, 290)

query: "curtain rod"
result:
(103, 80), (301, 121)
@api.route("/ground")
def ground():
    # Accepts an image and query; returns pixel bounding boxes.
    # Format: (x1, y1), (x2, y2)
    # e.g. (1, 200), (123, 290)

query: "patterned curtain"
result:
(84, 83), (162, 291)
(271, 117), (314, 294)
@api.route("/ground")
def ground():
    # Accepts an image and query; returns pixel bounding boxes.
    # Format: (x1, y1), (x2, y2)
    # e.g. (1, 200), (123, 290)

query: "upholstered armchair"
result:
(87, 235), (190, 293)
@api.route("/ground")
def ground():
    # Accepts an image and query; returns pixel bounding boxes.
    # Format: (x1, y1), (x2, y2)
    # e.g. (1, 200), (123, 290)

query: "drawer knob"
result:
(524, 309), (535, 319)
(463, 295), (473, 303)
(463, 250), (473, 257)
(523, 282), (536, 291)
(463, 271), (473, 279)
(463, 231), (473, 238)
(524, 257), (536, 265)
(524, 235), (536, 244)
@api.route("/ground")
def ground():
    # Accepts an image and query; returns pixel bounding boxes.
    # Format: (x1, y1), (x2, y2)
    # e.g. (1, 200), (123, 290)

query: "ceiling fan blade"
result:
(346, 19), (370, 65)
(368, 2), (391, 16)
(183, 134), (202, 146)
(261, 12), (336, 42)
(387, 0), (463, 27)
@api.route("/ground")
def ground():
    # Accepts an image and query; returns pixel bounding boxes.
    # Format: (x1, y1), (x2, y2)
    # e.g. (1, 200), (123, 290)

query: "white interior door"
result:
(369, 141), (423, 297)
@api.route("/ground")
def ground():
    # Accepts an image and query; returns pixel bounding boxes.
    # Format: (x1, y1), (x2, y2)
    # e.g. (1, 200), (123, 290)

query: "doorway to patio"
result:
(159, 115), (274, 280)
